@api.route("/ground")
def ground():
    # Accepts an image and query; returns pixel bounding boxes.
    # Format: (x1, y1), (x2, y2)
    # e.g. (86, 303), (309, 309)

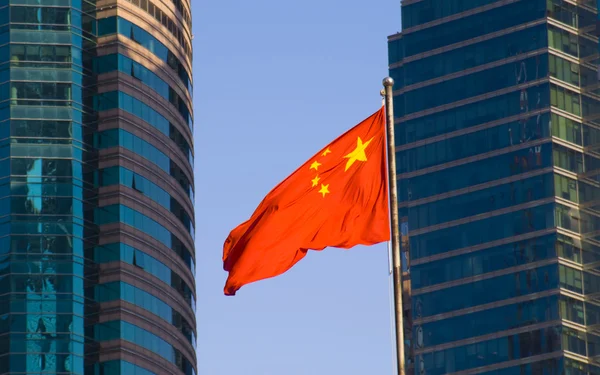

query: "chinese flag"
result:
(223, 107), (390, 295)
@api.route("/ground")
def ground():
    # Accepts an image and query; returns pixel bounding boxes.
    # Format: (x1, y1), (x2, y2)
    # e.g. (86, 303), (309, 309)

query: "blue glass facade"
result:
(0, 1), (96, 373)
(389, 0), (600, 374)
(0, 1), (195, 374)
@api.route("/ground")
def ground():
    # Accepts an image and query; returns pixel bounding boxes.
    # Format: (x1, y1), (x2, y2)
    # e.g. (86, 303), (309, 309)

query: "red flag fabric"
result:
(223, 107), (390, 295)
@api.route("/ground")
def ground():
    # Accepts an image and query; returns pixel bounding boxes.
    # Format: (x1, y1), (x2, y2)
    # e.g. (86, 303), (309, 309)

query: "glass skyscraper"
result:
(389, 0), (600, 373)
(0, 1), (196, 374)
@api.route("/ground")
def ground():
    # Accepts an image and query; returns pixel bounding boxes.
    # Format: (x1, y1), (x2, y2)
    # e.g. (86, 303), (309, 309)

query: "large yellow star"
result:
(343, 137), (373, 171)
(318, 184), (330, 198)
(311, 175), (320, 187)
(310, 161), (321, 171)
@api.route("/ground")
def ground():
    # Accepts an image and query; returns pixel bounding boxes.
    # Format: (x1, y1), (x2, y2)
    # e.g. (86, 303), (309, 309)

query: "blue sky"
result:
(193, 0), (399, 373)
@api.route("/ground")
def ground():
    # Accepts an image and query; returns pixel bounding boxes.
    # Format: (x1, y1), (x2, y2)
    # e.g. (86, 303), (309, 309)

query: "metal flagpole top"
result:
(383, 77), (395, 87)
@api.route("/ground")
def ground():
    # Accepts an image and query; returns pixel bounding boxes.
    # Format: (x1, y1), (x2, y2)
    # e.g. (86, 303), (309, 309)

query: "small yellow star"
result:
(322, 148), (332, 156)
(318, 184), (330, 198)
(310, 161), (321, 171)
(311, 175), (320, 187)
(344, 136), (374, 171)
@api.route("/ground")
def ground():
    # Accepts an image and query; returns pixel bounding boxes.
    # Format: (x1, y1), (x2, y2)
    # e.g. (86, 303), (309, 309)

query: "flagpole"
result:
(382, 77), (405, 375)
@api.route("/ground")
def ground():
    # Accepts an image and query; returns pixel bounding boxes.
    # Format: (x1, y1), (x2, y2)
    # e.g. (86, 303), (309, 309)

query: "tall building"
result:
(0, 1), (195, 374)
(388, 0), (600, 373)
